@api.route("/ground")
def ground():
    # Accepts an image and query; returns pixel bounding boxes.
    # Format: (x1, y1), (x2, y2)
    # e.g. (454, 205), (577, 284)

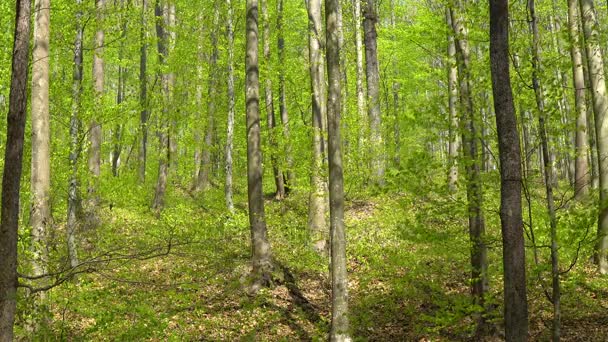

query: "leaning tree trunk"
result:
(568, 0), (590, 198)
(580, 0), (608, 274)
(306, 0), (329, 254)
(489, 1), (529, 340)
(362, 0), (384, 186)
(225, 0), (236, 213)
(31, 0), (52, 280)
(326, 0), (350, 340)
(450, 1), (489, 334)
(0, 0), (31, 339)
(246, 0), (273, 291)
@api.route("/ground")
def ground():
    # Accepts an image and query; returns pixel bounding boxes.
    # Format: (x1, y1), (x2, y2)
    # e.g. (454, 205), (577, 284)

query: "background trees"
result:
(2, 0), (608, 340)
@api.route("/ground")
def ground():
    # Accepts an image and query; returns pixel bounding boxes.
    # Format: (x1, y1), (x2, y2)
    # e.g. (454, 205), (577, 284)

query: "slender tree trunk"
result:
(67, 0), (84, 271)
(446, 8), (460, 193)
(113, 7), (127, 177)
(362, 0), (384, 185)
(306, 0), (329, 254)
(529, 1), (560, 339)
(326, 1), (350, 340)
(489, 2), (529, 340)
(225, 0), (236, 213)
(89, 0), (104, 201)
(580, 0), (608, 273)
(450, 2), (489, 334)
(246, 0), (273, 290)
(195, 3), (220, 193)
(152, 0), (170, 211)
(138, 0), (149, 183)
(568, 0), (590, 198)
(277, 0), (295, 191)
(31, 0), (51, 280)
(354, 0), (366, 151)
(0, 0), (31, 338)
(261, 0), (285, 199)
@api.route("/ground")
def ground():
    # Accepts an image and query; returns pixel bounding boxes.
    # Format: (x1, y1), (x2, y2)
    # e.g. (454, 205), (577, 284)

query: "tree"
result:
(579, 0), (608, 273)
(139, 0), (149, 183)
(446, 7), (460, 193)
(0, 0), (31, 338)
(449, 1), (488, 332)
(354, 0), (366, 151)
(362, 0), (384, 185)
(326, 0), (350, 339)
(306, 0), (330, 253)
(568, 0), (590, 198)
(225, 0), (236, 213)
(31, 0), (52, 279)
(89, 0), (105, 202)
(246, 0), (273, 290)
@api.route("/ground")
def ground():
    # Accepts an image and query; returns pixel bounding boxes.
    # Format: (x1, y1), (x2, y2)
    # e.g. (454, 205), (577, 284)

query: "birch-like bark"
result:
(446, 7), (460, 193)
(225, 0), (236, 212)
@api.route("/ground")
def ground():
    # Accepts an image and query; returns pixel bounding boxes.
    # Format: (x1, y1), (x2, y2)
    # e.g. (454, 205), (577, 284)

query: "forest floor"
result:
(20, 175), (608, 341)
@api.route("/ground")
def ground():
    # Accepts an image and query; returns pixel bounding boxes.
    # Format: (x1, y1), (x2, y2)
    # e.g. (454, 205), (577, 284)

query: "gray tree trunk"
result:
(89, 0), (104, 201)
(580, 0), (608, 274)
(489, 1), (530, 340)
(31, 0), (51, 279)
(354, 0), (366, 151)
(326, 0), (350, 340)
(449, 2), (489, 334)
(568, 0), (590, 198)
(246, 0), (273, 290)
(0, 0), (31, 338)
(362, 0), (384, 186)
(306, 0), (329, 254)
(225, 0), (236, 213)
(446, 8), (460, 193)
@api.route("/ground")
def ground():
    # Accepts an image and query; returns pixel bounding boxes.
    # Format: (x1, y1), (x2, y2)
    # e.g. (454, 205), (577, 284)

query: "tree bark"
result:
(138, 0), (149, 183)
(528, 0), (559, 339)
(225, 0), (236, 213)
(568, 0), (590, 198)
(579, 0), (608, 274)
(446, 7), (460, 193)
(247, 0), (273, 290)
(0, 0), (31, 338)
(450, 1), (489, 334)
(306, 0), (329, 254)
(277, 0), (295, 191)
(31, 0), (51, 279)
(326, 0), (350, 340)
(152, 0), (171, 212)
(354, 0), (366, 151)
(262, 0), (285, 199)
(362, 0), (384, 185)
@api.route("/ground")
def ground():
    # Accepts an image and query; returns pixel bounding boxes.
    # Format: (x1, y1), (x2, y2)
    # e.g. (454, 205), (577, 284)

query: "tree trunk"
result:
(89, 0), (104, 200)
(568, 0), (590, 198)
(446, 7), (460, 193)
(225, 0), (236, 213)
(489, 2), (529, 340)
(579, 0), (608, 274)
(277, 0), (295, 191)
(529, 0), (560, 339)
(195, 3), (220, 193)
(449, 2), (489, 334)
(354, 0), (366, 151)
(306, 0), (329, 254)
(113, 8), (127, 178)
(246, 0), (273, 290)
(0, 0), (30, 338)
(362, 0), (384, 186)
(138, 0), (149, 183)
(152, 0), (170, 212)
(262, 0), (285, 199)
(31, 0), (51, 280)
(326, 0), (350, 340)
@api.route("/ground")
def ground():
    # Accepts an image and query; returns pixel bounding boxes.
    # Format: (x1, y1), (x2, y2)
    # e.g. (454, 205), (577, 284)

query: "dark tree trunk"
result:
(489, 0), (529, 340)
(139, 0), (149, 183)
(0, 0), (31, 338)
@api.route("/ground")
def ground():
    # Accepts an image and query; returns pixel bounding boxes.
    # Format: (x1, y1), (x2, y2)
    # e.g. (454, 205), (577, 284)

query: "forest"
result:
(2, 0), (608, 340)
